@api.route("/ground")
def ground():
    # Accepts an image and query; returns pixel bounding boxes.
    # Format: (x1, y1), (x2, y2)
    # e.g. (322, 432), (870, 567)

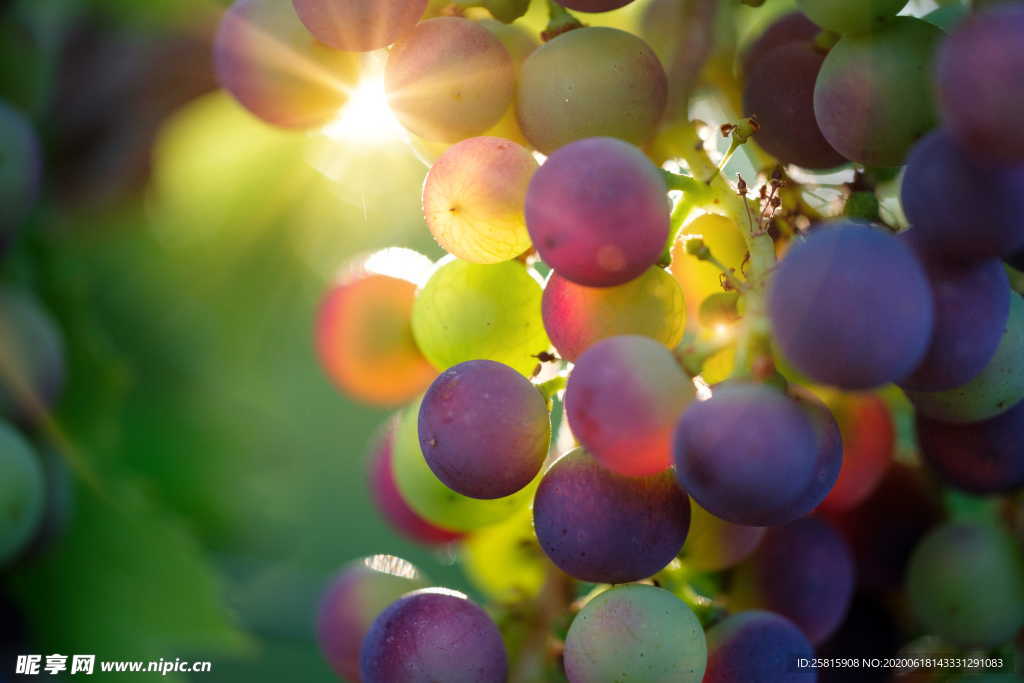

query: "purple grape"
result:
(360, 588), (508, 682)
(526, 138), (669, 287)
(293, 0), (427, 52)
(743, 43), (845, 169)
(916, 398), (1024, 495)
(901, 129), (1024, 262)
(898, 233), (1010, 392)
(532, 448), (690, 584)
(937, 5), (1024, 164)
(767, 221), (934, 390)
(704, 611), (817, 683)
(741, 12), (820, 76)
(564, 335), (695, 477)
(785, 390), (843, 519)
(730, 517), (855, 645)
(316, 555), (429, 681)
(673, 382), (820, 527)
(418, 359), (549, 499)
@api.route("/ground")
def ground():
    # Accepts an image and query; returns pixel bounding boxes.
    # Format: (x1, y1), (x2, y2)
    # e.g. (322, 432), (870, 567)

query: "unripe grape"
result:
(795, 0), (908, 35)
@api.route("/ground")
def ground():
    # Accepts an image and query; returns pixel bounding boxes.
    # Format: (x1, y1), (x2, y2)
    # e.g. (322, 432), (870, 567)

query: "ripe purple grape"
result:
(385, 17), (514, 143)
(367, 420), (463, 546)
(916, 398), (1024, 495)
(743, 43), (845, 169)
(673, 382), (820, 527)
(767, 221), (934, 390)
(741, 12), (819, 76)
(899, 232), (1011, 392)
(704, 611), (817, 683)
(542, 267), (685, 362)
(937, 5), (1024, 164)
(316, 555), (429, 681)
(214, 0), (359, 129)
(786, 390), (844, 519)
(901, 129), (1024, 262)
(565, 335), (694, 477)
(555, 0), (633, 12)
(532, 448), (690, 584)
(360, 588), (508, 682)
(526, 138), (669, 287)
(418, 359), (549, 499)
(293, 0), (427, 52)
(731, 517), (855, 645)
(517, 28), (667, 154)
(813, 17), (943, 166)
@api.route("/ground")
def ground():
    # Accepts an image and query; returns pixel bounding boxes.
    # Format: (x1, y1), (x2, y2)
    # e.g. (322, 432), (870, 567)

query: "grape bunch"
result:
(213, 0), (1024, 681)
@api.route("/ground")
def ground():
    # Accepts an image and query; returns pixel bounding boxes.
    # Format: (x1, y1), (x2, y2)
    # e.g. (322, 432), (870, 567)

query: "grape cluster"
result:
(213, 0), (1024, 681)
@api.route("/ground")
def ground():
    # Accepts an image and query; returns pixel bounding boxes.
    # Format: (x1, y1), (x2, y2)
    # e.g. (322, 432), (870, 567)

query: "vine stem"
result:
(660, 120), (777, 380)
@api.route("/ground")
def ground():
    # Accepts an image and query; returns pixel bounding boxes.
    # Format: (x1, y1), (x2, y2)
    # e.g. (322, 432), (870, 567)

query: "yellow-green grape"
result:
(680, 501), (765, 572)
(412, 258), (549, 376)
(392, 397), (535, 532)
(905, 294), (1024, 424)
(671, 214), (748, 326)
(422, 137), (538, 264)
(462, 507), (547, 602)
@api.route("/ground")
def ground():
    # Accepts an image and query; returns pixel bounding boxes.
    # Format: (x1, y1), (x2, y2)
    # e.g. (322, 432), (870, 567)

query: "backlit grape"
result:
(679, 502), (765, 572)
(386, 17), (514, 143)
(526, 137), (669, 287)
(214, 0), (360, 129)
(670, 214), (748, 324)
(817, 392), (893, 513)
(293, 0), (427, 52)
(517, 28), (667, 154)
(422, 136), (537, 264)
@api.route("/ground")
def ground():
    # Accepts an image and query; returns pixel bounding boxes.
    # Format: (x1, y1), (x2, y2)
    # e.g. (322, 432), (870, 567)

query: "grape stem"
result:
(541, 0), (583, 41)
(659, 120), (777, 381)
(536, 375), (568, 401)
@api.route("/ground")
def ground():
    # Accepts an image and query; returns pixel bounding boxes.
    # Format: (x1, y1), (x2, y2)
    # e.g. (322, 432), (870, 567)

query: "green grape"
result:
(670, 214), (748, 326)
(411, 258), (549, 376)
(462, 506), (547, 602)
(392, 397), (535, 532)
(905, 294), (1024, 424)
(814, 17), (943, 167)
(516, 27), (667, 154)
(907, 521), (1024, 648)
(0, 422), (44, 565)
(563, 584), (707, 683)
(796, 0), (909, 35)
(680, 501), (765, 572)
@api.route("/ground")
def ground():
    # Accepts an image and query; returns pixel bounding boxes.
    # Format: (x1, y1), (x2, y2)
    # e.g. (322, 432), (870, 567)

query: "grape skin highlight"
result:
(418, 359), (549, 499)
(411, 258), (549, 377)
(422, 136), (537, 264)
(767, 221), (934, 390)
(532, 448), (690, 584)
(730, 517), (855, 645)
(526, 137), (669, 287)
(566, 335), (695, 477)
(673, 382), (819, 527)
(214, 0), (359, 129)
(316, 555), (429, 681)
(563, 584), (707, 683)
(293, 0), (427, 53)
(517, 28), (667, 154)
(813, 17), (943, 167)
(360, 589), (508, 683)
(386, 17), (515, 143)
